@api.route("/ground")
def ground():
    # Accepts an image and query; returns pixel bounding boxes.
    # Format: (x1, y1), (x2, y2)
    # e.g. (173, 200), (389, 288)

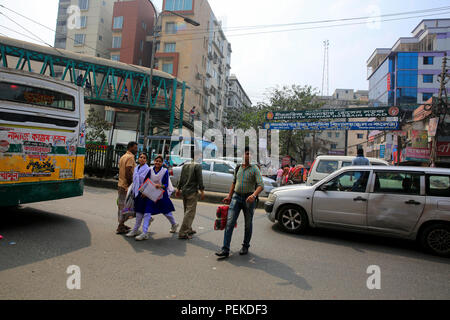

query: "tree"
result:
(85, 108), (111, 144)
(225, 85), (324, 163)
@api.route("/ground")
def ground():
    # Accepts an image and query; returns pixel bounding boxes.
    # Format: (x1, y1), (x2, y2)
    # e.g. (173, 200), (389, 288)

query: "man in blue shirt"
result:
(352, 148), (370, 166)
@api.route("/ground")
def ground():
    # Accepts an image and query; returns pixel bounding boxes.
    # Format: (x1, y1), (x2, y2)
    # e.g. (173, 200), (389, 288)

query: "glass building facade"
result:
(369, 52), (419, 107)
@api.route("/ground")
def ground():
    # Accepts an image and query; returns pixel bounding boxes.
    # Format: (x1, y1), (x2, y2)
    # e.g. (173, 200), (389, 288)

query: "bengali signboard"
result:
(404, 147), (431, 162)
(265, 107), (399, 121)
(437, 141), (450, 157)
(263, 121), (399, 131)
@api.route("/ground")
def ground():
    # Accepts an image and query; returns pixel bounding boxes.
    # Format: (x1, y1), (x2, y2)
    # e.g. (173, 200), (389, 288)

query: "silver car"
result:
(171, 159), (277, 196)
(265, 166), (450, 257)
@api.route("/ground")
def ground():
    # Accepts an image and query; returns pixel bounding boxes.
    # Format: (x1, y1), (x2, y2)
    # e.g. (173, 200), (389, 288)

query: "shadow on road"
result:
(190, 236), (312, 291)
(0, 206), (91, 271)
(269, 224), (450, 264)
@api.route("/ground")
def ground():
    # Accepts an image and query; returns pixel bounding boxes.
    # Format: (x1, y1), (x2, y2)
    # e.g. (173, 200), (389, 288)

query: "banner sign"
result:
(263, 121), (399, 131)
(265, 107), (399, 121)
(380, 145), (385, 158)
(437, 141), (450, 156)
(405, 147), (430, 162)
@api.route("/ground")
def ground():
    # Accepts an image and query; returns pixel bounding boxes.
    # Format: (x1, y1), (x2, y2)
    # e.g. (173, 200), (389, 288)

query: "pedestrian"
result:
(126, 153), (179, 240)
(175, 149), (205, 240)
(215, 147), (264, 258)
(276, 167), (283, 187)
(85, 78), (92, 96)
(280, 166), (290, 186)
(122, 87), (129, 102)
(352, 148), (370, 165)
(76, 74), (83, 87)
(189, 106), (196, 122)
(116, 141), (138, 234)
(163, 155), (172, 169)
(107, 83), (112, 99)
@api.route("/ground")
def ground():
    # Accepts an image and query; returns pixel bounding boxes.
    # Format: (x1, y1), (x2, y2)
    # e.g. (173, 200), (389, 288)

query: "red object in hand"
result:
(214, 206), (237, 230)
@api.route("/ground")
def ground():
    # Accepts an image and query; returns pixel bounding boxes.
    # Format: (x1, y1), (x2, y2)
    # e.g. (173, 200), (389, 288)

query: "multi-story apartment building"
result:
(227, 74), (252, 109)
(54, 0), (115, 59)
(367, 19), (450, 107)
(110, 0), (155, 66)
(154, 0), (232, 131)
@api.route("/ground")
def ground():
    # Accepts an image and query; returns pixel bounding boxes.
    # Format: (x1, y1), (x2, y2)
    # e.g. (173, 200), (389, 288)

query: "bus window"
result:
(0, 82), (75, 111)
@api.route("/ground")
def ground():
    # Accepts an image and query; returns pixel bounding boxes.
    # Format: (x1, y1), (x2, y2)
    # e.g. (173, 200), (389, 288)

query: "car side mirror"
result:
(229, 169), (235, 174)
(319, 184), (328, 192)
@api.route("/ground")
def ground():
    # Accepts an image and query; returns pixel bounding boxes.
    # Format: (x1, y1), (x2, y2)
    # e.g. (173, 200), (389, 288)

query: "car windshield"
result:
(316, 160), (338, 173)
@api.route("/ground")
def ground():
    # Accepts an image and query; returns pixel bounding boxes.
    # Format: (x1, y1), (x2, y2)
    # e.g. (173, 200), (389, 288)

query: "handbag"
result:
(214, 205), (237, 231)
(121, 184), (136, 219)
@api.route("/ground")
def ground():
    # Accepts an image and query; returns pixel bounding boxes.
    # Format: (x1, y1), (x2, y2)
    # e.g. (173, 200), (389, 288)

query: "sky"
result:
(0, 0), (450, 104)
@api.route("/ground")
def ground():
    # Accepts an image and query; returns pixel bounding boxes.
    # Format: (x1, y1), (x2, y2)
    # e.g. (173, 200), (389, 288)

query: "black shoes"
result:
(239, 246), (249, 255)
(215, 250), (229, 258)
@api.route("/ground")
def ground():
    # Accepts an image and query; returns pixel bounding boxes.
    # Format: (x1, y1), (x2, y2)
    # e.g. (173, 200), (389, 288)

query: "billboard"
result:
(263, 121), (399, 131)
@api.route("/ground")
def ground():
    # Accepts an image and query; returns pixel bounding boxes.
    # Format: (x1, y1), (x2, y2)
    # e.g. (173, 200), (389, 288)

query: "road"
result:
(1, 186), (449, 300)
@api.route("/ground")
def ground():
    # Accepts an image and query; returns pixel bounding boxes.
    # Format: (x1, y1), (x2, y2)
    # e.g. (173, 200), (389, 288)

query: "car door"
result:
(210, 162), (234, 193)
(367, 170), (425, 236)
(312, 170), (371, 228)
(201, 161), (213, 191)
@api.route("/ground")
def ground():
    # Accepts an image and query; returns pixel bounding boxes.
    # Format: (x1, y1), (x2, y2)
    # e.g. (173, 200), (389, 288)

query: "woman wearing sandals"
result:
(126, 154), (178, 241)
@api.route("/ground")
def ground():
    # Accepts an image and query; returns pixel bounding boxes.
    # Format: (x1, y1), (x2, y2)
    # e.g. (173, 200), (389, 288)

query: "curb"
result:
(83, 176), (267, 209)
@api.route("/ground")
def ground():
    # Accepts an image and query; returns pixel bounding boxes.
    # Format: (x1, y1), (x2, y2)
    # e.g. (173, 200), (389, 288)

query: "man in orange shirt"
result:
(116, 141), (138, 234)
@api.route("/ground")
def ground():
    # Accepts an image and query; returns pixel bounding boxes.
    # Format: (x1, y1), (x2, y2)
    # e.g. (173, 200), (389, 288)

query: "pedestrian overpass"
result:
(0, 35), (195, 141)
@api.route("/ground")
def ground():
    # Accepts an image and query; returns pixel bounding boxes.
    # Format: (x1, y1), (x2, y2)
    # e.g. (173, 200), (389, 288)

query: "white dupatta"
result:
(150, 166), (174, 197)
(133, 164), (150, 197)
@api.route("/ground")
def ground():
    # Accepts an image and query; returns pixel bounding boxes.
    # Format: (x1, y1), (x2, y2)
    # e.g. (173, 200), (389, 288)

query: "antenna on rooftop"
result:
(321, 40), (330, 97)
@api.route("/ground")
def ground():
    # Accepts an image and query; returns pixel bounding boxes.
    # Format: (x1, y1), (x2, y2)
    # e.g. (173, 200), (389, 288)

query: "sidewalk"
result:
(83, 176), (267, 209)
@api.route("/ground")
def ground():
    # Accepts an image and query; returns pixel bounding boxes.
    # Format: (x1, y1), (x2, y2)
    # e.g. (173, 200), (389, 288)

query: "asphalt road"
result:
(1, 186), (449, 300)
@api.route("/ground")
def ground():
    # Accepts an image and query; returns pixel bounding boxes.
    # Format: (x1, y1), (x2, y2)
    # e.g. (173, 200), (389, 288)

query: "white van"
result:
(306, 155), (388, 186)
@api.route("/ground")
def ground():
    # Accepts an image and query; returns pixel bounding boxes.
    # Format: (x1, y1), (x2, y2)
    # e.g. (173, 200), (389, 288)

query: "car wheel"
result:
(277, 205), (308, 234)
(419, 223), (450, 257)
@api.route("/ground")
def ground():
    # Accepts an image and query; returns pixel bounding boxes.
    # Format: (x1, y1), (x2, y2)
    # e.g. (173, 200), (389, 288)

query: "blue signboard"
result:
(263, 121), (399, 131)
(380, 145), (385, 158)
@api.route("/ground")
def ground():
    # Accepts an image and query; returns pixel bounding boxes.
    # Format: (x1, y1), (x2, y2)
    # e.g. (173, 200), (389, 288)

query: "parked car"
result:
(306, 155), (388, 186)
(265, 166), (450, 257)
(171, 159), (277, 196)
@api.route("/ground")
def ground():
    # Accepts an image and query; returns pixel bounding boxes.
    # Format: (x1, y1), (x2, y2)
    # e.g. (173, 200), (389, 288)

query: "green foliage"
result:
(85, 108), (111, 145)
(224, 85), (325, 162)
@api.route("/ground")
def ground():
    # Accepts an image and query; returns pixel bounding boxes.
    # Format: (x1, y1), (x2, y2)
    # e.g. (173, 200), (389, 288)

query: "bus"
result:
(0, 68), (85, 207)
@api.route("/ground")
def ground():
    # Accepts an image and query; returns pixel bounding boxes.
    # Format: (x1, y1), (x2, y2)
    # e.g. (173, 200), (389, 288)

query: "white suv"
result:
(265, 166), (450, 257)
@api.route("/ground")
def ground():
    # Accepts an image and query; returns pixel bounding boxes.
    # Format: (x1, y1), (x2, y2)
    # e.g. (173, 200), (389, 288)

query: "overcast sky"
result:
(0, 0), (449, 104)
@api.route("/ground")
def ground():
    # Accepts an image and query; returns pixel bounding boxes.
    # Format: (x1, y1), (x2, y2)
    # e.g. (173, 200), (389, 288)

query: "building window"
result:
(397, 52), (418, 69)
(140, 40), (144, 52)
(327, 132), (332, 138)
(79, 16), (87, 28)
(422, 92), (433, 101)
(142, 22), (147, 30)
(99, 35), (102, 41)
(165, 0), (193, 11)
(331, 144), (337, 149)
(74, 34), (85, 46)
(166, 22), (176, 34)
(164, 43), (176, 52)
(397, 70), (418, 87)
(155, 42), (160, 52)
(111, 54), (120, 61)
(357, 133), (364, 139)
(78, 0), (89, 10)
(112, 36), (122, 49)
(423, 56), (434, 65)
(335, 132), (340, 138)
(423, 74), (433, 83)
(113, 16), (123, 29)
(162, 63), (173, 74)
(138, 58), (142, 66)
(396, 88), (417, 105)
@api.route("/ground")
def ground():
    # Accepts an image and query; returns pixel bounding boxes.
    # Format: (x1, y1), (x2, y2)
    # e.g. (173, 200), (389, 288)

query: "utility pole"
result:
(430, 53), (449, 167)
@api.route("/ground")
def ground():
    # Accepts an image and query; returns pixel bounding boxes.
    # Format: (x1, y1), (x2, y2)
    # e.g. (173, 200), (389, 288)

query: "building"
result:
(303, 89), (369, 161)
(110, 0), (156, 66)
(154, 0), (232, 131)
(227, 74), (252, 109)
(367, 19), (450, 107)
(54, 0), (115, 59)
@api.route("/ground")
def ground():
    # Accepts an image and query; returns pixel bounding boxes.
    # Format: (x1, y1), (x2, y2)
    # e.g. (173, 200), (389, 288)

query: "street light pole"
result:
(143, 4), (200, 154)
